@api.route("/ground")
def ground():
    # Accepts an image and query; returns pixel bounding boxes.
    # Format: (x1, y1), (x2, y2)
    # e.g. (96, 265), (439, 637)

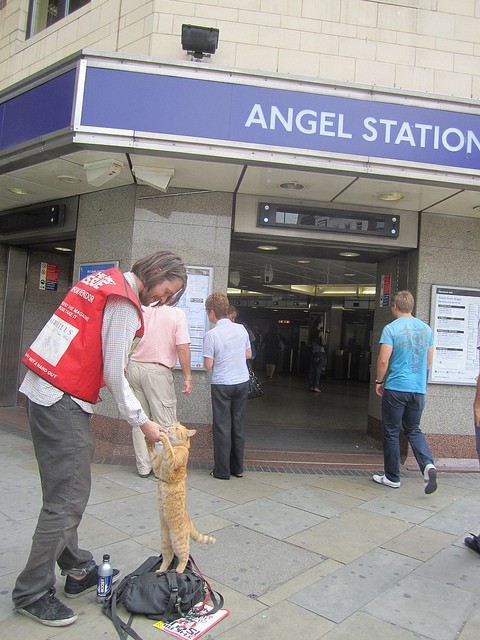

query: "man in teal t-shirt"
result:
(373, 290), (437, 494)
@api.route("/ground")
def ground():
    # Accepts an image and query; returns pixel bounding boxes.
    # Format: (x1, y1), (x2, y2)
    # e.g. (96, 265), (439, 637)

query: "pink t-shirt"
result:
(130, 305), (190, 368)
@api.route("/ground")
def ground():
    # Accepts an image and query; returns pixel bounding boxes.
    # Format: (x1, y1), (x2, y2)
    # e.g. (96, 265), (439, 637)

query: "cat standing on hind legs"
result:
(146, 423), (216, 574)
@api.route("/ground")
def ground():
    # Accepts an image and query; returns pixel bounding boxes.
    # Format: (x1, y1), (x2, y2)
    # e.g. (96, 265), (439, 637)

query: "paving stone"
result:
(218, 496), (325, 539)
(290, 547), (420, 623)
(363, 574), (476, 640)
(191, 523), (323, 597)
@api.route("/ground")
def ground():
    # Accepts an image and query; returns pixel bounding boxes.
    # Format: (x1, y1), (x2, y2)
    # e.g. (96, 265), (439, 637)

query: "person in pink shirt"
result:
(126, 304), (192, 477)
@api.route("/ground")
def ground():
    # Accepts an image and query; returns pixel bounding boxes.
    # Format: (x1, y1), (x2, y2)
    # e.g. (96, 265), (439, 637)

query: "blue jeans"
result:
(381, 389), (434, 483)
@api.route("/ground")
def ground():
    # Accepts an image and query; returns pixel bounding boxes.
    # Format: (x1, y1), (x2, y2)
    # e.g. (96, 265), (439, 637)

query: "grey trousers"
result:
(12, 396), (95, 608)
(211, 381), (249, 479)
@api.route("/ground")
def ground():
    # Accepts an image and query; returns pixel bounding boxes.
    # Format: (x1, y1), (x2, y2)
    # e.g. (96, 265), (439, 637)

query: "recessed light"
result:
(8, 187), (29, 195)
(55, 247), (73, 252)
(257, 245), (278, 251)
(58, 175), (81, 184)
(252, 275), (262, 279)
(339, 252), (360, 258)
(297, 259), (310, 264)
(378, 192), (405, 201)
(280, 181), (304, 190)
(344, 273), (356, 276)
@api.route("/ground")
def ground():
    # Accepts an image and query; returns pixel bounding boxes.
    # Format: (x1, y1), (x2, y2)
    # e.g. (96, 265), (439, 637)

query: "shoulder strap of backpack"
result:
(187, 555), (225, 618)
(102, 556), (162, 640)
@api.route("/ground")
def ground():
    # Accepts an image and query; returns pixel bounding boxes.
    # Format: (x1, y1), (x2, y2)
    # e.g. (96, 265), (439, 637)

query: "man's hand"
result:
(375, 382), (384, 397)
(181, 379), (193, 396)
(140, 419), (167, 443)
(474, 376), (480, 428)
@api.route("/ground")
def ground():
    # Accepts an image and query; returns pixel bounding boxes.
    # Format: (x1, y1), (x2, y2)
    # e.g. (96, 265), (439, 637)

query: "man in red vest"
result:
(13, 251), (187, 628)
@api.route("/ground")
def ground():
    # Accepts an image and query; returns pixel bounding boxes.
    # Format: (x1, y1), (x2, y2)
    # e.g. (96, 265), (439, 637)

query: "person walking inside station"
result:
(126, 303), (193, 477)
(14, 251), (187, 627)
(373, 290), (438, 495)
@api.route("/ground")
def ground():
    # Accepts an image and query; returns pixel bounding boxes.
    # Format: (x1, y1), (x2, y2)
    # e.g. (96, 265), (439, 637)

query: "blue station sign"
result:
(2, 55), (480, 176)
(79, 66), (480, 171)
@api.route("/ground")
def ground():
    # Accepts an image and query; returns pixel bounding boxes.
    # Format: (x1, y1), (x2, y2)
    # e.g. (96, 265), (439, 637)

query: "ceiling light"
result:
(257, 245), (278, 251)
(8, 187), (29, 195)
(378, 192), (405, 201)
(280, 181), (304, 190)
(297, 259), (310, 264)
(58, 175), (81, 184)
(339, 252), (360, 257)
(55, 247), (73, 252)
(344, 273), (356, 276)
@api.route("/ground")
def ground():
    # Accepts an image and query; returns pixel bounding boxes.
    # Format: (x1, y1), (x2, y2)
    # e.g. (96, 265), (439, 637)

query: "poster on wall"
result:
(39, 262), (59, 291)
(176, 266), (213, 370)
(380, 273), (391, 307)
(78, 261), (119, 280)
(429, 285), (480, 385)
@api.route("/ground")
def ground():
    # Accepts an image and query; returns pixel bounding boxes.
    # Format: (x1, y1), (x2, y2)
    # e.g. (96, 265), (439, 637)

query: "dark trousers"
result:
(475, 423), (480, 463)
(381, 389), (434, 483)
(12, 396), (95, 608)
(211, 382), (249, 478)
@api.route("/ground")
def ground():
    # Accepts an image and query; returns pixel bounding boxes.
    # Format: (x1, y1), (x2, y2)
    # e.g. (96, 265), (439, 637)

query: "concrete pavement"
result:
(1, 421), (479, 640)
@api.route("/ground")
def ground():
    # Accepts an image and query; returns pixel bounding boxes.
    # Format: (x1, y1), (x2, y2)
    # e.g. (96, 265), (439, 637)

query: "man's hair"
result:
(393, 290), (414, 313)
(132, 251), (187, 306)
(206, 293), (229, 319)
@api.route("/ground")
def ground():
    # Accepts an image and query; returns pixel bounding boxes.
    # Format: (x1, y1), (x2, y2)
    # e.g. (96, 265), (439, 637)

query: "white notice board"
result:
(175, 266), (213, 370)
(429, 285), (480, 385)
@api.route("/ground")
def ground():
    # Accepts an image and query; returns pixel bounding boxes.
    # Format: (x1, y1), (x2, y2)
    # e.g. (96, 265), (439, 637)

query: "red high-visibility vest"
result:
(23, 268), (144, 403)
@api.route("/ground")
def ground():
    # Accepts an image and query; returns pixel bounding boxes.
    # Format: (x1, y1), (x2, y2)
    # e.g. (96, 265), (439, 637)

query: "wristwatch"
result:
(375, 379), (384, 384)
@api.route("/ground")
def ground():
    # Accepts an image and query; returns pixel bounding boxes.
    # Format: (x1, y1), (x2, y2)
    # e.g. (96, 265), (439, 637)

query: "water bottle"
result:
(96, 554), (113, 604)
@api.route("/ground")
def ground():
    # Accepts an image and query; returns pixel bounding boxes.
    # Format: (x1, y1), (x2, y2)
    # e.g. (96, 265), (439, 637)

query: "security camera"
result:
(84, 159), (124, 187)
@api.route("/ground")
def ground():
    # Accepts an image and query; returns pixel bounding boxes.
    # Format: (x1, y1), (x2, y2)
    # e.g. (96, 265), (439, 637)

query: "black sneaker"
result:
(16, 588), (77, 627)
(64, 564), (120, 599)
(464, 533), (480, 554)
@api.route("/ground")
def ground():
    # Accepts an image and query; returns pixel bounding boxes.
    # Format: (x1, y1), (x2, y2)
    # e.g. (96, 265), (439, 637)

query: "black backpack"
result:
(102, 555), (224, 640)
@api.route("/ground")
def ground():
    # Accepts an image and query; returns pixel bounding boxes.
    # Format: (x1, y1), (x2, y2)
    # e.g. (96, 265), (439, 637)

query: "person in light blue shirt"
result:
(373, 290), (437, 494)
(203, 293), (251, 479)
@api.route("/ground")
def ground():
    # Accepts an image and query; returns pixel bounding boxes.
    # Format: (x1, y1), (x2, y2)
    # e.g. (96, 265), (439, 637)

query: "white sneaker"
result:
(373, 474), (401, 488)
(423, 463), (437, 494)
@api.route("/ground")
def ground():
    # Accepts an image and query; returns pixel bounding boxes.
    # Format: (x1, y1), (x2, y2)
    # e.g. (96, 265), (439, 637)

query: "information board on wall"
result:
(429, 285), (480, 385)
(78, 261), (118, 280)
(176, 266), (213, 370)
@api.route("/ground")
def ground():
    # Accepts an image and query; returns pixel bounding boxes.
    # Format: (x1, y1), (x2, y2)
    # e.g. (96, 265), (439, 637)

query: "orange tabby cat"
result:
(146, 422), (216, 573)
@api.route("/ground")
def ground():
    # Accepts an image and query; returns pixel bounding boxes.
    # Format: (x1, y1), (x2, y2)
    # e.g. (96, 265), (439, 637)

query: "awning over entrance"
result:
(2, 50), (480, 189)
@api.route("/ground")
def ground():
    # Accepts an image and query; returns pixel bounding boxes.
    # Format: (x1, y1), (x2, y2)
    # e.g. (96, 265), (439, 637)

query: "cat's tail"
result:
(190, 521), (216, 545)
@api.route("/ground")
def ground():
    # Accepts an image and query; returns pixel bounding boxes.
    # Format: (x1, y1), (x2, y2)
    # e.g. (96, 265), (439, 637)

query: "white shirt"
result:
(203, 318), (250, 385)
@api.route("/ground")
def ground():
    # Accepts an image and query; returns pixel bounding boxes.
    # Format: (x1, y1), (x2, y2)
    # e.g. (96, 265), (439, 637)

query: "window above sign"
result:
(27, 0), (90, 38)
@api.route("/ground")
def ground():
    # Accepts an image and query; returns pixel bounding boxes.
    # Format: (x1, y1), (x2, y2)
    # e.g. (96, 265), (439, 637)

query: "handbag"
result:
(103, 555), (224, 640)
(247, 360), (264, 400)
